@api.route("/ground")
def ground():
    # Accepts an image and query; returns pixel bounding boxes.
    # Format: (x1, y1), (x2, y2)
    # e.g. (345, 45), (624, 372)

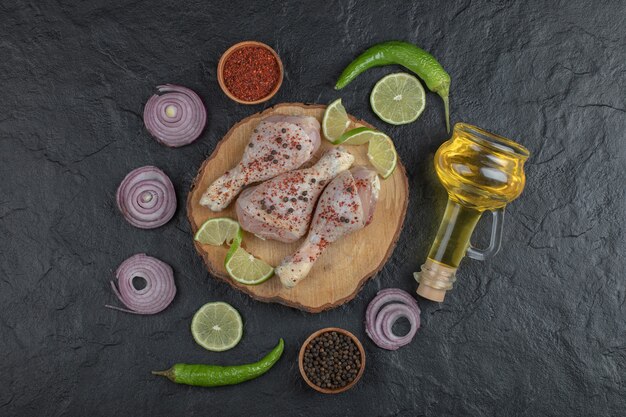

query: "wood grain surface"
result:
(187, 103), (408, 312)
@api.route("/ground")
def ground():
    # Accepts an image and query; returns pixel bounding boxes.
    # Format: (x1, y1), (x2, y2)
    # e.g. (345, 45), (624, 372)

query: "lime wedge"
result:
(334, 127), (388, 146)
(322, 98), (350, 142)
(194, 217), (241, 246)
(225, 245), (274, 285)
(367, 134), (398, 179)
(370, 73), (426, 125)
(191, 302), (243, 352)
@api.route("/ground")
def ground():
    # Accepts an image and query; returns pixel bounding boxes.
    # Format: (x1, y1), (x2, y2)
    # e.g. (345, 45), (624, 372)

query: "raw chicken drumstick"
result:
(199, 115), (321, 211)
(236, 147), (355, 243)
(276, 167), (380, 288)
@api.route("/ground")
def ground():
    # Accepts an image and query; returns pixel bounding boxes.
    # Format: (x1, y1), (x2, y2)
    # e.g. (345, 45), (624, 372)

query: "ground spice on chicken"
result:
(223, 46), (280, 101)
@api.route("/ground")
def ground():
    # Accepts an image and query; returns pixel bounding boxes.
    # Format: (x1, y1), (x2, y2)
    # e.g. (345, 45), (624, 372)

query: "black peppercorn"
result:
(302, 331), (362, 391)
(296, 144), (302, 150)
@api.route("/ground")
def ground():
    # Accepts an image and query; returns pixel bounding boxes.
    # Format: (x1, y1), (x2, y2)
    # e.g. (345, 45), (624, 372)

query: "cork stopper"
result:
(416, 284), (447, 302)
(414, 259), (457, 302)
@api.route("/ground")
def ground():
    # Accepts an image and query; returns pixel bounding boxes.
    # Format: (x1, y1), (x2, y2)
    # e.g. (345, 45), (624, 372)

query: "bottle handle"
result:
(466, 207), (505, 261)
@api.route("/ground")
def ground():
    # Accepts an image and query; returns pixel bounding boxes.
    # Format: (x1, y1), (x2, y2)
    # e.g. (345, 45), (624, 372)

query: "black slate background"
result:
(1, 0), (625, 416)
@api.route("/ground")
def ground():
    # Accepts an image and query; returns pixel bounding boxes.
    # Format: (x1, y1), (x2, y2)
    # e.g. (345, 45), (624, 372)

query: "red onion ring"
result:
(365, 288), (421, 350)
(116, 166), (176, 229)
(105, 253), (176, 315)
(143, 84), (207, 147)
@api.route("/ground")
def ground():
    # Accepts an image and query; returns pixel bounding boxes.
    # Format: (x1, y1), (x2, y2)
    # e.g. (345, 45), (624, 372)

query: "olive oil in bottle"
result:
(416, 123), (529, 302)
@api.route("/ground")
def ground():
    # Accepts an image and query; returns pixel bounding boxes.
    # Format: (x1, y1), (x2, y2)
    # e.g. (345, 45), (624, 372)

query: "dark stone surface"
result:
(1, 0), (624, 415)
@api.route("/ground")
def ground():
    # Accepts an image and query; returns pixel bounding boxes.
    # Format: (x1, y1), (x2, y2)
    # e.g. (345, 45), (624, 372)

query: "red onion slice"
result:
(375, 304), (420, 349)
(143, 84), (207, 147)
(365, 288), (421, 350)
(105, 253), (176, 315)
(116, 166), (176, 229)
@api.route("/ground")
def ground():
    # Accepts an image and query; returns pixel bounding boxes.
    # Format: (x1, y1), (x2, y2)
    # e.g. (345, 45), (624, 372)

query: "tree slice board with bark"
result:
(187, 103), (409, 312)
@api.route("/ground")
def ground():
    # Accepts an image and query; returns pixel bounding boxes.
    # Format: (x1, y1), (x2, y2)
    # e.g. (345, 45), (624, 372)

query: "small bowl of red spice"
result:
(217, 41), (283, 105)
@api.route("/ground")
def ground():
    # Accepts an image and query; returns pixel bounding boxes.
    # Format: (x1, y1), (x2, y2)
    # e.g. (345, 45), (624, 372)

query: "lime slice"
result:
(224, 228), (244, 264)
(322, 98), (350, 142)
(370, 73), (426, 125)
(194, 218), (241, 246)
(367, 134), (398, 179)
(225, 245), (274, 285)
(334, 127), (388, 146)
(191, 302), (243, 352)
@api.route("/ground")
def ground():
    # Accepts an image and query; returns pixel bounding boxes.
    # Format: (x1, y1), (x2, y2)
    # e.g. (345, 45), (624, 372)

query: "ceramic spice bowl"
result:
(298, 327), (366, 394)
(217, 41), (284, 105)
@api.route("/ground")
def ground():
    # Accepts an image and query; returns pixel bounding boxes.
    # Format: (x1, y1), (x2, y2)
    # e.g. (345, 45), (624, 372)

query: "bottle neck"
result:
(427, 198), (482, 268)
(416, 199), (482, 302)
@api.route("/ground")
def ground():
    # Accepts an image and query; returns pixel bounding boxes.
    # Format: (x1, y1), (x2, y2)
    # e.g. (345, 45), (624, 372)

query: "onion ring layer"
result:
(365, 288), (421, 350)
(143, 84), (206, 147)
(116, 166), (176, 229)
(105, 253), (176, 315)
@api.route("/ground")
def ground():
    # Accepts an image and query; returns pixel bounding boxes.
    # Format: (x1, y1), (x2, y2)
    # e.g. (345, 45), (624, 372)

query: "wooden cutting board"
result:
(187, 103), (408, 312)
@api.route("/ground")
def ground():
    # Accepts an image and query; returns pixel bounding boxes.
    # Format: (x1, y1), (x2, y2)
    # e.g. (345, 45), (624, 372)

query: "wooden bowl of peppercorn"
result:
(299, 327), (366, 394)
(217, 41), (284, 105)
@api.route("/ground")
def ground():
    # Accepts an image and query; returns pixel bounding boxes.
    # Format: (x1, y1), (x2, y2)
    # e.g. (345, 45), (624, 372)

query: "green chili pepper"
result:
(152, 338), (284, 387)
(335, 40), (451, 132)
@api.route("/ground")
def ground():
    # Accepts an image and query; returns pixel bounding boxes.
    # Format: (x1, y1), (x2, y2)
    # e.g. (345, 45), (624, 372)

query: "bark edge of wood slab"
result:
(187, 103), (409, 312)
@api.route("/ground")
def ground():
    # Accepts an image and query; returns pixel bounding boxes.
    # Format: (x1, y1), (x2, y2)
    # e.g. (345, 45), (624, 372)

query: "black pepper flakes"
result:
(276, 137), (283, 143)
(248, 143), (254, 148)
(296, 144), (302, 150)
(281, 128), (287, 133)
